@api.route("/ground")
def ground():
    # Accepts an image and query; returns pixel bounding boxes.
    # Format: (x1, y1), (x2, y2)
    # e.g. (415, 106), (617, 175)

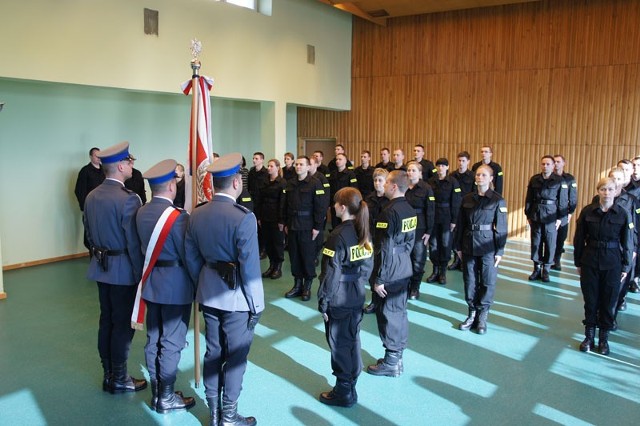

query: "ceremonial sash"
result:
(131, 207), (181, 330)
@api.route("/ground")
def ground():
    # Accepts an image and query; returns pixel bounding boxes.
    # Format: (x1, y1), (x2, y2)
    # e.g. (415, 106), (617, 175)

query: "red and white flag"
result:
(181, 75), (214, 211)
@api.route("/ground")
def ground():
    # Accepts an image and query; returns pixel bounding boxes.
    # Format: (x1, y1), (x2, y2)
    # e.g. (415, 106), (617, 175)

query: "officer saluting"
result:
(135, 159), (195, 413)
(185, 153), (264, 426)
(83, 141), (147, 394)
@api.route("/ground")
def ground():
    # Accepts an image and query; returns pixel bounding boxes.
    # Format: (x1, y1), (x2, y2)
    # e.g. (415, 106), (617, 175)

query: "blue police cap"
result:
(143, 159), (177, 185)
(97, 141), (136, 164)
(207, 152), (242, 178)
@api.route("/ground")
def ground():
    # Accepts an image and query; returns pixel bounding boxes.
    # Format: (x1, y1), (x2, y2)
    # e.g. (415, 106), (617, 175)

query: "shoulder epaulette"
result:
(234, 203), (251, 214)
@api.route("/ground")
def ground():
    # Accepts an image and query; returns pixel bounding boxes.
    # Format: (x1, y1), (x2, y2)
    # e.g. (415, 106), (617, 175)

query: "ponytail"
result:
(334, 187), (372, 251)
(354, 199), (372, 251)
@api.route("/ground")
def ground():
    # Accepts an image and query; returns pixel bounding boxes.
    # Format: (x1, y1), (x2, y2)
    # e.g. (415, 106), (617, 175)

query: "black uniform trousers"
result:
(289, 229), (317, 279)
(97, 282), (137, 365)
(410, 232), (428, 288)
(324, 306), (363, 382)
(461, 253), (497, 310)
(315, 219), (327, 261)
(262, 221), (285, 264)
(375, 278), (410, 352)
(580, 262), (623, 330)
(530, 221), (557, 266)
(144, 301), (191, 384)
(201, 306), (254, 402)
(429, 223), (452, 263)
(553, 222), (569, 263)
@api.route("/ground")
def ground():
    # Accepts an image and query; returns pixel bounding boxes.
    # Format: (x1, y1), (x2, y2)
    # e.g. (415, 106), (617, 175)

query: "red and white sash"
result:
(131, 206), (181, 330)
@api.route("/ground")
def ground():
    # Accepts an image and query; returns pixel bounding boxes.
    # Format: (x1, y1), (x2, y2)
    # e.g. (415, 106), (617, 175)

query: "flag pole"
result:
(190, 57), (202, 388)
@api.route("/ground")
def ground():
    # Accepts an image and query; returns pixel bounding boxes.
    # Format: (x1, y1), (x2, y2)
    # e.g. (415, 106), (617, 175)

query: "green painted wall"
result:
(0, 78), (263, 265)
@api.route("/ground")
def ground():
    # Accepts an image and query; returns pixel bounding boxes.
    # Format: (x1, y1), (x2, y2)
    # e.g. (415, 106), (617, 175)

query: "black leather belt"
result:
(414, 208), (424, 213)
(436, 203), (450, 207)
(470, 224), (492, 231)
(587, 241), (619, 249)
(293, 211), (311, 216)
(392, 246), (407, 254)
(155, 260), (184, 267)
(537, 200), (556, 205)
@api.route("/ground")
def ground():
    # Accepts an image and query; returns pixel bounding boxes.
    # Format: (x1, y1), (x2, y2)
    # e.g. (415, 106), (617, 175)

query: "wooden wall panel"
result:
(299, 0), (640, 240)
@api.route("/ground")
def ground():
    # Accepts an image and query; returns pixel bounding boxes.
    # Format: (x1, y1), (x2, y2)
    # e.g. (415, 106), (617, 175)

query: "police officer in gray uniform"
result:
(367, 171), (416, 377)
(136, 159), (195, 413)
(83, 141), (147, 394)
(185, 153), (264, 426)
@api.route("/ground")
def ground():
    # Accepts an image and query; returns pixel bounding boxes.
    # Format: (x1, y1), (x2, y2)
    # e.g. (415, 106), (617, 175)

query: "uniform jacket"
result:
(282, 166), (296, 182)
(354, 166), (374, 199)
(312, 171), (332, 211)
(559, 172), (578, 225)
(525, 173), (569, 224)
(185, 194), (265, 314)
(472, 161), (504, 195)
(236, 188), (254, 212)
(418, 159), (436, 181)
(248, 166), (269, 198)
(329, 168), (358, 200)
(404, 180), (435, 235)
(84, 179), (143, 285)
(255, 176), (286, 223)
(74, 163), (105, 211)
(136, 197), (194, 305)
(372, 197), (416, 286)
(451, 169), (475, 197)
(365, 192), (389, 235)
(455, 190), (508, 257)
(125, 168), (147, 204)
(282, 174), (327, 231)
(573, 201), (634, 272)
(374, 161), (395, 172)
(317, 220), (373, 313)
(427, 175), (462, 225)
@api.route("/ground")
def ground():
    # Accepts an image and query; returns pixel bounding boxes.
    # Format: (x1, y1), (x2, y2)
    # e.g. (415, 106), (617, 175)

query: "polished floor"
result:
(1, 240), (639, 426)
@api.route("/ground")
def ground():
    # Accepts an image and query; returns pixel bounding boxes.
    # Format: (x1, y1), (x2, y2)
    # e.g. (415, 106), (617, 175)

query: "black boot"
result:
(458, 308), (477, 331)
(150, 380), (158, 411)
(447, 254), (462, 270)
(207, 397), (220, 426)
(541, 265), (550, 282)
(630, 278), (640, 293)
(476, 309), (489, 335)
(301, 279), (313, 301)
(367, 350), (402, 377)
(221, 400), (256, 426)
(426, 265), (440, 283)
(110, 362), (147, 394)
(579, 326), (596, 352)
(261, 264), (274, 278)
(270, 262), (282, 279)
(363, 301), (376, 314)
(598, 329), (610, 356)
(285, 278), (303, 298)
(319, 379), (356, 407)
(351, 378), (358, 403)
(550, 258), (561, 271)
(528, 264), (542, 281)
(101, 358), (112, 392)
(156, 382), (196, 414)
(408, 283), (420, 300)
(438, 263), (447, 285)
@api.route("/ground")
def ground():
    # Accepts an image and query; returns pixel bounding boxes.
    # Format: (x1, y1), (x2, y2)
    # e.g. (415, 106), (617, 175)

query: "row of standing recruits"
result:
(84, 143), (263, 426)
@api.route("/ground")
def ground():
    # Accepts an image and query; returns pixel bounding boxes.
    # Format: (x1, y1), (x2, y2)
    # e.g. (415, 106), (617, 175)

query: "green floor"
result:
(1, 240), (639, 425)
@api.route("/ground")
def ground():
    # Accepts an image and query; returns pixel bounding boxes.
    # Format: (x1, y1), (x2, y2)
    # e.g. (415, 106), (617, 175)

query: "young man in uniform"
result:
(367, 170), (416, 377)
